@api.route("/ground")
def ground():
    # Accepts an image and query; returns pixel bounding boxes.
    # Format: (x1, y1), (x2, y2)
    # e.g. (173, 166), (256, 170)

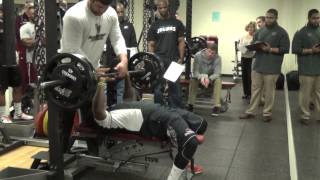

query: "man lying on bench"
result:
(92, 75), (208, 180)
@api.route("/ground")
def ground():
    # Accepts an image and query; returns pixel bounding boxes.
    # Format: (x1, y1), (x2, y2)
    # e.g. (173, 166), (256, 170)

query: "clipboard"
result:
(163, 62), (185, 82)
(246, 42), (268, 51)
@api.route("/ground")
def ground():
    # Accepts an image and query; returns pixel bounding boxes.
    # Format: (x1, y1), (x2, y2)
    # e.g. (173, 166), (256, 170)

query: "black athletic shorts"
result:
(0, 65), (22, 91)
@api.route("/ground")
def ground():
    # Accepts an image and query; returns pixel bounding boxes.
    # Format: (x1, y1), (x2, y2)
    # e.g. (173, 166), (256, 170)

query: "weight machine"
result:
(232, 40), (242, 81)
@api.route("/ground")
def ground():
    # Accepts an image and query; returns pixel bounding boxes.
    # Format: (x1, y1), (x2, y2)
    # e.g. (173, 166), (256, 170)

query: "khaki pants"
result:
(187, 78), (222, 107)
(246, 71), (279, 117)
(299, 75), (320, 120)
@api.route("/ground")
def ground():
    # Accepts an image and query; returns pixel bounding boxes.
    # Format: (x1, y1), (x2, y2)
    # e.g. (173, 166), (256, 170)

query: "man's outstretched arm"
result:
(92, 79), (107, 121)
(92, 69), (114, 121)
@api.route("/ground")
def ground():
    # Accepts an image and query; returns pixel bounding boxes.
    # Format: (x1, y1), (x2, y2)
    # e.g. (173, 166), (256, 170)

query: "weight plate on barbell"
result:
(190, 36), (207, 56)
(128, 52), (163, 90)
(43, 53), (96, 110)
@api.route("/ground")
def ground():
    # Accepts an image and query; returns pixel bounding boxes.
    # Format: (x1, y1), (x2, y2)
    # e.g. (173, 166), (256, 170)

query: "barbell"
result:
(40, 69), (146, 89)
(40, 37), (207, 110)
(41, 52), (163, 110)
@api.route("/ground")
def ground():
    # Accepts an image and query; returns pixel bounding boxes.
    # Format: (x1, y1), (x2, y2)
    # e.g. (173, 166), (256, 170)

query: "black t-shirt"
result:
(120, 20), (137, 48)
(147, 17), (185, 63)
(103, 19), (137, 67)
(0, 18), (4, 65)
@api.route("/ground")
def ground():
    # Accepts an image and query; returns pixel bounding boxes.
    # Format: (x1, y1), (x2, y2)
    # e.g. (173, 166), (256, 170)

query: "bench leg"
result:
(224, 88), (232, 103)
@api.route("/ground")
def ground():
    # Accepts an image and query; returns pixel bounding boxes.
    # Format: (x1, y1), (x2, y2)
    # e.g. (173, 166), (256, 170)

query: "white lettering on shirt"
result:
(157, 26), (176, 34)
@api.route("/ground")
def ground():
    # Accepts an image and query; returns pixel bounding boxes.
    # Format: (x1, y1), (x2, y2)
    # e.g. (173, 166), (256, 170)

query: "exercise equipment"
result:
(232, 40), (242, 81)
(42, 111), (49, 136)
(182, 36), (208, 65)
(128, 52), (163, 90)
(40, 52), (162, 110)
(189, 37), (207, 56)
(35, 106), (47, 136)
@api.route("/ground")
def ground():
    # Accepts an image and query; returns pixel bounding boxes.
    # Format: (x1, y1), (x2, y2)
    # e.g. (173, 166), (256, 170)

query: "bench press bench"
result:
(180, 79), (236, 103)
(68, 114), (204, 177)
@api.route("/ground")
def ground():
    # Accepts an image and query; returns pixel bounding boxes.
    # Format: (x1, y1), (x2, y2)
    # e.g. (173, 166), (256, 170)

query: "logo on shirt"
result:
(157, 26), (176, 34)
(184, 128), (195, 137)
(271, 32), (277, 36)
(307, 33), (312, 37)
(89, 24), (106, 41)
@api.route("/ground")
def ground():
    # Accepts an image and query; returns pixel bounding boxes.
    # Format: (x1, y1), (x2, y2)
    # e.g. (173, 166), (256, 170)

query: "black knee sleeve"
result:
(174, 137), (198, 169)
(197, 118), (207, 135)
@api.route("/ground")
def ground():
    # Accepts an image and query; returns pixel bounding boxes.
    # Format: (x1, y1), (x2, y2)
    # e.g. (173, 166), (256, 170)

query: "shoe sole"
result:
(211, 113), (219, 117)
(239, 115), (255, 119)
(263, 117), (272, 122)
(300, 119), (310, 125)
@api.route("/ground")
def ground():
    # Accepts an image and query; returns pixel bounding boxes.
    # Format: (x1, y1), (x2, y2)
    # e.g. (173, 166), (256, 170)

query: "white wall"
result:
(133, 0), (320, 75)
(14, 0), (319, 74)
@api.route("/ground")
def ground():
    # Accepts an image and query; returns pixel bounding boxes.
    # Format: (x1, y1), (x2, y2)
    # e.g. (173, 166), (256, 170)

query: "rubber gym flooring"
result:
(4, 79), (317, 179)
(78, 79), (294, 180)
(289, 91), (320, 180)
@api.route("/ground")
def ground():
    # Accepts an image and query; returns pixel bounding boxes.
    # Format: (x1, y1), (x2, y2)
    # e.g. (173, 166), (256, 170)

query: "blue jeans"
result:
(154, 78), (183, 108)
(116, 79), (125, 104)
(106, 79), (125, 106)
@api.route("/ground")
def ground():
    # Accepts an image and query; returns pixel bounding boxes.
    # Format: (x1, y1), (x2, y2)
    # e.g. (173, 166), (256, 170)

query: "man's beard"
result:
(266, 22), (275, 27)
(309, 22), (319, 28)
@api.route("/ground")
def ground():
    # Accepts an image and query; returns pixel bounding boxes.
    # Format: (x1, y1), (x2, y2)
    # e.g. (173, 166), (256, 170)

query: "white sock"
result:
(167, 164), (184, 180)
(0, 106), (6, 117)
(14, 102), (22, 117)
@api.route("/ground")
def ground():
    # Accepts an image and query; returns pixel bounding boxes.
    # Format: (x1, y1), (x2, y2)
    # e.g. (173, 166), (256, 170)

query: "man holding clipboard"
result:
(292, 9), (320, 125)
(239, 9), (290, 122)
(147, 0), (185, 108)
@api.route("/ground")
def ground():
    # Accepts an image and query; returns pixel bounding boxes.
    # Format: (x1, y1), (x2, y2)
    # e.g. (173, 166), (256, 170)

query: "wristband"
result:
(97, 81), (106, 88)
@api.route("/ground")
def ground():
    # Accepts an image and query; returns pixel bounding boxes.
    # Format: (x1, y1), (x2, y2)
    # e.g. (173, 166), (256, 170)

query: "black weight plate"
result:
(128, 52), (162, 90)
(43, 53), (96, 110)
(190, 37), (207, 56)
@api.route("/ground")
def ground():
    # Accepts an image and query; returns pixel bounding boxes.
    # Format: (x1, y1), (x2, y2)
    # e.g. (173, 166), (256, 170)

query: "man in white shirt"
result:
(92, 75), (207, 180)
(0, 4), (33, 122)
(60, 0), (128, 77)
(20, 5), (35, 64)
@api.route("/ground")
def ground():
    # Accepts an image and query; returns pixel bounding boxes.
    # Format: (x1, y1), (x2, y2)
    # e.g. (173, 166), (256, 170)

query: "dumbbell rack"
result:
(232, 40), (242, 81)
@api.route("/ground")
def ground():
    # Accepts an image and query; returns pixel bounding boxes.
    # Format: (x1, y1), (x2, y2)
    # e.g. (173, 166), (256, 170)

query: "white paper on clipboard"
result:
(163, 62), (185, 82)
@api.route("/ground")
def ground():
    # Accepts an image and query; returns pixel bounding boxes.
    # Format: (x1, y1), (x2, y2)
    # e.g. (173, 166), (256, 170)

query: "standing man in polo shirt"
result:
(239, 9), (290, 122)
(292, 9), (320, 125)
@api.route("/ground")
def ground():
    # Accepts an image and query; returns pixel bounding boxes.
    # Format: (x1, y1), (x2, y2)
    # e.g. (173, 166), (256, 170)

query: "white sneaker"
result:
(13, 113), (34, 120)
(0, 116), (13, 123)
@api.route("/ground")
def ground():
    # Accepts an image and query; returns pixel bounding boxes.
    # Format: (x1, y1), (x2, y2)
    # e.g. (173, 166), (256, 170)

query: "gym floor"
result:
(2, 79), (320, 180)
(76, 78), (294, 180)
(289, 91), (320, 180)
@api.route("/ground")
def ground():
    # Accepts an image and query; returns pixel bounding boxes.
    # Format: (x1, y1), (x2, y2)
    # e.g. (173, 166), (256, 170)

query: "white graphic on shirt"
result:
(157, 26), (176, 34)
(89, 23), (106, 41)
